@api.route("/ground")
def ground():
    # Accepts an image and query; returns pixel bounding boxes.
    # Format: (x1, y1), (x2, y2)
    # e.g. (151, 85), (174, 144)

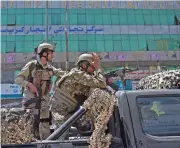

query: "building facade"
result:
(1, 1), (180, 84)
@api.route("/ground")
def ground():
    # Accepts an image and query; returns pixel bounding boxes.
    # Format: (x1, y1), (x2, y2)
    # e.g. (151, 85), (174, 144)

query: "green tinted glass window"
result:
(103, 9), (111, 14)
(16, 35), (25, 41)
(104, 41), (113, 52)
(146, 35), (154, 40)
(55, 41), (62, 52)
(8, 8), (16, 14)
(34, 35), (43, 40)
(69, 14), (77, 25)
(1, 15), (7, 25)
(24, 8), (34, 14)
(25, 14), (34, 25)
(6, 41), (15, 53)
(150, 10), (159, 15)
(33, 41), (41, 49)
(121, 35), (129, 40)
(2, 9), (7, 15)
(129, 35), (138, 40)
(159, 15), (168, 25)
(136, 14), (144, 25)
(111, 15), (119, 24)
(119, 9), (127, 14)
(147, 40), (156, 51)
(78, 9), (86, 14)
(7, 36), (15, 41)
(111, 9), (119, 15)
(15, 9), (25, 14)
(168, 40), (179, 51)
(96, 35), (104, 40)
(113, 35), (122, 40)
(7, 15), (16, 25)
(33, 15), (43, 25)
(87, 41), (96, 51)
(119, 15), (128, 24)
(78, 35), (87, 40)
(16, 15), (25, 25)
(154, 35), (162, 39)
(104, 35), (112, 40)
(69, 41), (78, 52)
(113, 40), (122, 51)
(122, 40), (130, 51)
(1, 42), (6, 53)
(24, 41), (34, 53)
(144, 15), (152, 25)
(167, 15), (174, 25)
(79, 41), (88, 51)
(93, 9), (102, 14)
(87, 35), (96, 40)
(78, 14), (86, 25)
(96, 41), (105, 52)
(175, 10), (180, 15)
(51, 8), (61, 13)
(68, 35), (78, 41)
(162, 35), (171, 39)
(33, 8), (43, 14)
(54, 35), (65, 41)
(127, 14), (136, 25)
(86, 14), (94, 25)
(51, 14), (61, 25)
(138, 35), (146, 40)
(61, 41), (66, 52)
(25, 35), (33, 41)
(156, 40), (164, 50)
(130, 40), (139, 51)
(151, 15), (160, 25)
(16, 42), (25, 53)
(138, 40), (147, 51)
(103, 14), (111, 25)
(1, 36), (6, 41)
(94, 14), (103, 25)
(172, 35), (179, 40)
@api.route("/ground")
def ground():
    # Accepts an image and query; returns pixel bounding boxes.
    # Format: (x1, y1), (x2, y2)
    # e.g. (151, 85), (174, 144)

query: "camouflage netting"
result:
(82, 88), (116, 148)
(1, 108), (36, 144)
(136, 69), (180, 90)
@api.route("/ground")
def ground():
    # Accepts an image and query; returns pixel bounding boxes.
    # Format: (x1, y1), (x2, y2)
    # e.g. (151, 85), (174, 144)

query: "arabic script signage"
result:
(1, 25), (179, 36)
(1, 25), (104, 35)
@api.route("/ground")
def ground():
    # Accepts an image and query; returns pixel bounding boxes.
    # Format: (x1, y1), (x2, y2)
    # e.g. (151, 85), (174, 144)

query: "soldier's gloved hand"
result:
(27, 82), (39, 96)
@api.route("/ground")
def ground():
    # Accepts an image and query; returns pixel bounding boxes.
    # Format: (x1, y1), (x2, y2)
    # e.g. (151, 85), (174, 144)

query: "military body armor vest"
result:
(27, 61), (53, 97)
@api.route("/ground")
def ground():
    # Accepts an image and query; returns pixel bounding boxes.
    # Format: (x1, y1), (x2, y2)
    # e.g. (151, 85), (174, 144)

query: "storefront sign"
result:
(1, 84), (21, 95)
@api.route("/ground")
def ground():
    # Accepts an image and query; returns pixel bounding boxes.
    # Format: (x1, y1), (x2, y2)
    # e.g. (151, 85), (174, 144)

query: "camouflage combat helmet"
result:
(37, 43), (54, 54)
(76, 53), (94, 65)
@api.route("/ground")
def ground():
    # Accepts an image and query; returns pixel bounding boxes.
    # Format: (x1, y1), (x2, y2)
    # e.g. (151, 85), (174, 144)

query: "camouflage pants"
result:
(22, 98), (51, 140)
(39, 99), (51, 140)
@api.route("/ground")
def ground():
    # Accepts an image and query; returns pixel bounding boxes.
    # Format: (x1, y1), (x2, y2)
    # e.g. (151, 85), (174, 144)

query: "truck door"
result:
(126, 90), (180, 148)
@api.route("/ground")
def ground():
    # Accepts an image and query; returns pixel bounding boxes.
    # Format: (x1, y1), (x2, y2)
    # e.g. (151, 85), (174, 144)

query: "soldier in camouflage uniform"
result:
(15, 43), (66, 140)
(51, 53), (107, 130)
(51, 53), (116, 147)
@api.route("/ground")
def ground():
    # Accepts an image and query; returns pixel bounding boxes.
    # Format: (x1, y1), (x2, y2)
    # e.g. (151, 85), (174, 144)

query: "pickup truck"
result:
(2, 89), (180, 148)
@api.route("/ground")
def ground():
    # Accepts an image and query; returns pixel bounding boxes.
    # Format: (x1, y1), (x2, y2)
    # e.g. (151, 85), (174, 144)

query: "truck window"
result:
(137, 96), (180, 136)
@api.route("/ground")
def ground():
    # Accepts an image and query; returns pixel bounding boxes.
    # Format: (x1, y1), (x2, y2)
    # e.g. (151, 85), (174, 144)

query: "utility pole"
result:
(65, 1), (69, 71)
(45, 1), (48, 42)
